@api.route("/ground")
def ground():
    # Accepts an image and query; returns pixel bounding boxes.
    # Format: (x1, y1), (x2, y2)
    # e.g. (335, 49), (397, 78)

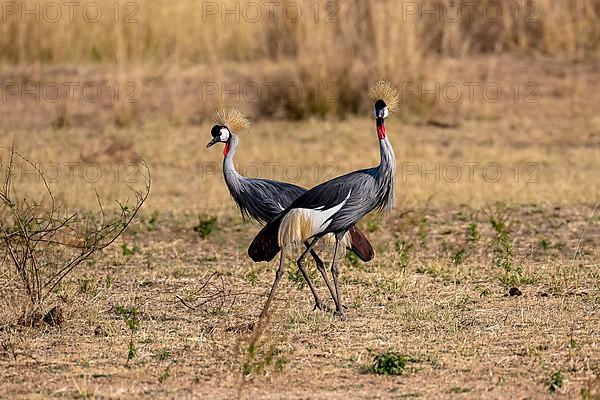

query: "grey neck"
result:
(377, 128), (396, 211)
(223, 134), (242, 187)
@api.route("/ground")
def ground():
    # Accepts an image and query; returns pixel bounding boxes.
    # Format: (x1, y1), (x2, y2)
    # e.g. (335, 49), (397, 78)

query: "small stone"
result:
(509, 287), (522, 297)
(94, 326), (108, 337)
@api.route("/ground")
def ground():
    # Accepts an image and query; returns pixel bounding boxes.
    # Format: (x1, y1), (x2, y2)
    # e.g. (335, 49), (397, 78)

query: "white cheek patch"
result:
(373, 107), (389, 119)
(219, 128), (230, 142)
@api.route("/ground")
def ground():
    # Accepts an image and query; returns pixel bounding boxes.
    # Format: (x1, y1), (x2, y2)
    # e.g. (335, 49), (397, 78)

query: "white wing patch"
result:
(305, 190), (350, 232)
(278, 190), (351, 248)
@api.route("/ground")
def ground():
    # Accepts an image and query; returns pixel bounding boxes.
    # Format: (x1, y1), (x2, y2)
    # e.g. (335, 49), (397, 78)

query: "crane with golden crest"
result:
(248, 80), (399, 319)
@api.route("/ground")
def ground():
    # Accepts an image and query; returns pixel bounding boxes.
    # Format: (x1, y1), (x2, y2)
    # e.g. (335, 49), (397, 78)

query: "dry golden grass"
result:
(1, 1), (600, 395)
(0, 202), (598, 398)
(0, 55), (598, 210)
(2, 0), (600, 121)
(0, 52), (599, 398)
(3, 0), (600, 64)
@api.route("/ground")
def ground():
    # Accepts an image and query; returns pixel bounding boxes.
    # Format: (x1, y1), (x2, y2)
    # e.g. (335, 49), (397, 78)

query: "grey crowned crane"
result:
(248, 80), (399, 319)
(206, 108), (374, 311)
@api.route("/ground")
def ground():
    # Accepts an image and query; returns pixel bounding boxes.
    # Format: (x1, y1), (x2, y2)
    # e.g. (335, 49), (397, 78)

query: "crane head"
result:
(369, 80), (398, 126)
(207, 125), (231, 148)
(374, 99), (389, 125)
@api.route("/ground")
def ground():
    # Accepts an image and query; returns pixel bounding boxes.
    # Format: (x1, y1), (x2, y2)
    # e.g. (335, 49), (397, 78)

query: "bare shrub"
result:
(0, 146), (150, 322)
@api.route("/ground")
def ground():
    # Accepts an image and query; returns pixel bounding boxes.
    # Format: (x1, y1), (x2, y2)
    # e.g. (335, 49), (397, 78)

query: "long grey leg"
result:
(299, 241), (323, 310)
(259, 253), (286, 320)
(330, 233), (346, 319)
(259, 239), (320, 320)
(307, 247), (339, 310)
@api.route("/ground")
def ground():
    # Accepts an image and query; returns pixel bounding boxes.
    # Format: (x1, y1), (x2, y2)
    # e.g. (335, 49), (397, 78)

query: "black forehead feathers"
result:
(375, 99), (387, 111)
(211, 125), (223, 137)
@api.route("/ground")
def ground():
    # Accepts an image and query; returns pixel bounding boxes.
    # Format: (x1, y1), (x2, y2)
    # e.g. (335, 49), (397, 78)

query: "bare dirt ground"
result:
(1, 55), (599, 399)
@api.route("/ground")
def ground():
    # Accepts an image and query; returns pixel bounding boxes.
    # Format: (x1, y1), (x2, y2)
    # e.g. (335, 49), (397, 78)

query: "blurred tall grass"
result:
(3, 0), (599, 64)
(1, 0), (599, 120)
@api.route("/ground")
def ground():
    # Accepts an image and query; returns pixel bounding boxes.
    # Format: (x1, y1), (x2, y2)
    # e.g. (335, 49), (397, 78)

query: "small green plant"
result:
(274, 357), (287, 372)
(346, 251), (360, 268)
(372, 352), (408, 375)
(241, 335), (288, 377)
(417, 216), (429, 246)
(114, 305), (138, 317)
(549, 370), (563, 393)
(364, 215), (380, 232)
(159, 365), (172, 383)
(146, 210), (159, 231)
(466, 223), (480, 241)
(440, 240), (450, 253)
(491, 221), (512, 269)
(246, 270), (259, 285)
(121, 243), (139, 256)
(114, 305), (141, 365)
(193, 215), (218, 239)
(128, 341), (137, 361)
(238, 304), (289, 381)
(287, 265), (315, 290)
(580, 378), (599, 400)
(451, 248), (466, 265)
(78, 277), (99, 296)
(157, 349), (172, 361)
(125, 317), (139, 333)
(488, 213), (527, 286)
(395, 240), (413, 270)
(539, 239), (552, 250)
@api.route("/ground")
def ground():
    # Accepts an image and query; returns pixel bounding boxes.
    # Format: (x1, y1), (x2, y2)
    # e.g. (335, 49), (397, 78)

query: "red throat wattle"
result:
(223, 142), (231, 156)
(377, 123), (386, 139)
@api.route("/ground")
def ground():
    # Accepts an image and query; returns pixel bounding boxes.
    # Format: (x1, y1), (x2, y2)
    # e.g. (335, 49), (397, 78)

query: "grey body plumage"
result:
(223, 134), (305, 223)
(280, 136), (395, 234)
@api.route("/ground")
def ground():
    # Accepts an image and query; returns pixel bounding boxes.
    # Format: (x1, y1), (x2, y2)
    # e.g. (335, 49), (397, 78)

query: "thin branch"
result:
(573, 202), (599, 262)
(0, 146), (152, 306)
(176, 295), (197, 311)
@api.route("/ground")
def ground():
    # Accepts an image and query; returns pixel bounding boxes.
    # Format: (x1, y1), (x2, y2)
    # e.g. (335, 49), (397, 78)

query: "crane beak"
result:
(206, 137), (219, 148)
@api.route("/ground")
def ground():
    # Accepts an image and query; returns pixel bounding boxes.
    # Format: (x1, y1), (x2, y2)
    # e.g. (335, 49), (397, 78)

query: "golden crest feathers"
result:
(368, 80), (400, 113)
(214, 108), (251, 133)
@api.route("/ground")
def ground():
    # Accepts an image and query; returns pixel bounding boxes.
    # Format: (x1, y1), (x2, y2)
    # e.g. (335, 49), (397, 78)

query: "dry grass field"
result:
(1, 1), (600, 399)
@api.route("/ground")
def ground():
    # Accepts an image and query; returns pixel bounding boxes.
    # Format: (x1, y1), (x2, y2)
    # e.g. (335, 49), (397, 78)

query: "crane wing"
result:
(233, 178), (306, 223)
